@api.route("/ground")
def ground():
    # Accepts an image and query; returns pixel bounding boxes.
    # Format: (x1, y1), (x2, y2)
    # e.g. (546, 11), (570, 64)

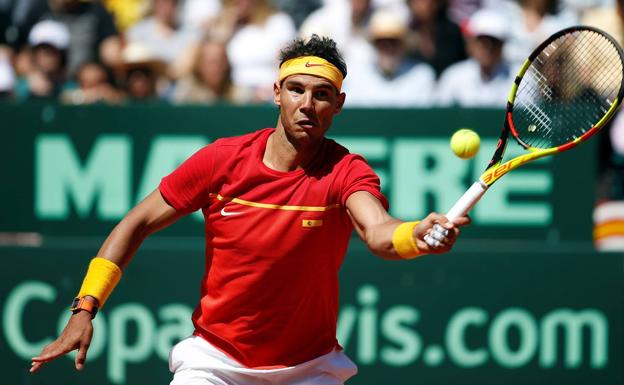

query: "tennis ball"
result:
(450, 129), (480, 159)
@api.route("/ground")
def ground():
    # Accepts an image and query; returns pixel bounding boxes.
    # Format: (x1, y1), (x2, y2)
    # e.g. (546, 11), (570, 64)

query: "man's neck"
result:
(263, 126), (323, 172)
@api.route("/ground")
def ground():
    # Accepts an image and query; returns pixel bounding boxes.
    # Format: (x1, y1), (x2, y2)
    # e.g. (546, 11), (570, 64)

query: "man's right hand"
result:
(30, 310), (94, 373)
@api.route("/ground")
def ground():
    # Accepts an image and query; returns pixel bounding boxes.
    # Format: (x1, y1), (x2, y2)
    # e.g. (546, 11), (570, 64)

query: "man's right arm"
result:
(96, 189), (184, 269)
(30, 189), (183, 373)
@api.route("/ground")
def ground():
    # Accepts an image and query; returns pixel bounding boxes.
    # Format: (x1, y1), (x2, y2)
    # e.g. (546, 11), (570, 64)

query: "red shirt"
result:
(159, 128), (387, 368)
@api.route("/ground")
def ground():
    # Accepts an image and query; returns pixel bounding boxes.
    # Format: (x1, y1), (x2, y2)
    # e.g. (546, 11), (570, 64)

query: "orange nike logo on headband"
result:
(305, 62), (325, 68)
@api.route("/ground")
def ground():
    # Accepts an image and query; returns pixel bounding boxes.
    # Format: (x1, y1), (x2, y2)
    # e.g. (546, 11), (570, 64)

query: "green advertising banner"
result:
(1, 104), (615, 385)
(1, 243), (621, 385)
(0, 104), (597, 242)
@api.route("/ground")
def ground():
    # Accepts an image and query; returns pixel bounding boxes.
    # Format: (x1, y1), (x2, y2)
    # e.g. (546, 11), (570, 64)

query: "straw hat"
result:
(117, 42), (167, 74)
(368, 9), (408, 40)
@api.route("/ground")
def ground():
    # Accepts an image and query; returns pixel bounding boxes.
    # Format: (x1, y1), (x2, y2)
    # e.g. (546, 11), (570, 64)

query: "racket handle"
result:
(424, 181), (487, 248)
(445, 181), (488, 221)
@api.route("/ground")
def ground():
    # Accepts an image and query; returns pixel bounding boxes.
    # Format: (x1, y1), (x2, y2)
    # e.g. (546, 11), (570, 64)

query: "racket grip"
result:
(424, 180), (488, 248)
(445, 181), (488, 221)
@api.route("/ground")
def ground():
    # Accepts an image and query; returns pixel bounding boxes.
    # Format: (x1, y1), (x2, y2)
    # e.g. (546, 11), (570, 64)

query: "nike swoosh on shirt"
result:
(221, 208), (242, 216)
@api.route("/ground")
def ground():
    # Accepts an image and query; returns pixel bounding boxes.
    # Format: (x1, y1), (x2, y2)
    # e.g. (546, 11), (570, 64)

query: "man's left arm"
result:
(345, 191), (470, 260)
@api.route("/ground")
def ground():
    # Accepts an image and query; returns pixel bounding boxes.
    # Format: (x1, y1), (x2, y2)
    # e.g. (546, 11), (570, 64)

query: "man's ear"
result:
(334, 92), (346, 114)
(273, 81), (281, 107)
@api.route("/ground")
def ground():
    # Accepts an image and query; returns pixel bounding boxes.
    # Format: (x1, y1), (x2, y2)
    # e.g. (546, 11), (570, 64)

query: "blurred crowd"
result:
(0, 0), (621, 107)
(0, 0), (623, 247)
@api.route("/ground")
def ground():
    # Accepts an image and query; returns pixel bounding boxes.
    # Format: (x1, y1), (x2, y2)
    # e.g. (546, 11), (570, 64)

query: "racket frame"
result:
(441, 25), (624, 222)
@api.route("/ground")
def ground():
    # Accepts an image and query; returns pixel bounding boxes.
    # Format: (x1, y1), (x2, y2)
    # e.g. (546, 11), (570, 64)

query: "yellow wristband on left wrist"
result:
(392, 221), (423, 259)
(76, 257), (122, 308)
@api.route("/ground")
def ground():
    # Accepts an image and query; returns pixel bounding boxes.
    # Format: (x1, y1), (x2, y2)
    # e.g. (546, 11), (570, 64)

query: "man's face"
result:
(350, 0), (371, 22)
(408, 0), (439, 22)
(468, 36), (503, 71)
(232, 0), (257, 22)
(521, 0), (553, 14)
(374, 38), (405, 76)
(78, 63), (107, 90)
(33, 44), (64, 74)
(154, 0), (177, 25)
(197, 42), (229, 90)
(127, 68), (156, 99)
(273, 74), (345, 145)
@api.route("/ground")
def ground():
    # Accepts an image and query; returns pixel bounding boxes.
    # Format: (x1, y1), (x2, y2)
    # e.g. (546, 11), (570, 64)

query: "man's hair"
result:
(278, 34), (347, 78)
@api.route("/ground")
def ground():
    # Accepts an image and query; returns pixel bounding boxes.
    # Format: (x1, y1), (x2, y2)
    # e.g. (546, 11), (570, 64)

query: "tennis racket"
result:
(425, 25), (624, 247)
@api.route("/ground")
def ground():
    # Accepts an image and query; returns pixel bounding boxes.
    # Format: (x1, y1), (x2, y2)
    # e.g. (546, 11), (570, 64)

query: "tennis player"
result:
(30, 35), (469, 385)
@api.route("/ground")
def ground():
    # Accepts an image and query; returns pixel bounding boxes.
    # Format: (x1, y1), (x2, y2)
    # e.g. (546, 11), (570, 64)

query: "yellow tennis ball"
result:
(450, 129), (480, 159)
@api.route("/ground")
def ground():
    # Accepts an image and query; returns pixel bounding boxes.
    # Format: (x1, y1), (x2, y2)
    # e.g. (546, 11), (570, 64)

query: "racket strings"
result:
(514, 29), (623, 149)
(520, 31), (620, 147)
(545, 31), (618, 137)
(526, 31), (618, 146)
(553, 36), (616, 142)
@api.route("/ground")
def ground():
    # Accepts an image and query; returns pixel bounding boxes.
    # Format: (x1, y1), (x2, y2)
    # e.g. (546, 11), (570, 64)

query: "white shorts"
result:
(169, 336), (358, 385)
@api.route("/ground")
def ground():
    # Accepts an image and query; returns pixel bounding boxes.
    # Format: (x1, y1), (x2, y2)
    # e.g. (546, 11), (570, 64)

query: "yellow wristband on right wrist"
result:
(76, 257), (122, 307)
(392, 221), (422, 259)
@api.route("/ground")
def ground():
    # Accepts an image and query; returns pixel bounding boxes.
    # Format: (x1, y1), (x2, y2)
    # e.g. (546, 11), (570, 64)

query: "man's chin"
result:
(285, 128), (321, 147)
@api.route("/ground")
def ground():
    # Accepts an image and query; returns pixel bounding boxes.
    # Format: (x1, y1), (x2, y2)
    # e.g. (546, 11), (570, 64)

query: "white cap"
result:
(466, 9), (508, 41)
(28, 20), (71, 49)
(369, 9), (409, 40)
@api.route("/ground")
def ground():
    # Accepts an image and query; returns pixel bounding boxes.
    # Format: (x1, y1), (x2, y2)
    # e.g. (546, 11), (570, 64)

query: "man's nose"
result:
(300, 91), (314, 111)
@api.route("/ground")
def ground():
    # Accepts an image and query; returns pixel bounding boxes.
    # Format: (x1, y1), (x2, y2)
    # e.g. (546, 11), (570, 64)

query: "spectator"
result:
(209, 0), (297, 102)
(180, 0), (222, 32)
(299, 0), (404, 66)
(299, 0), (373, 48)
(343, 9), (436, 107)
(405, 0), (467, 77)
(170, 35), (251, 104)
(435, 9), (513, 107)
(39, 0), (123, 78)
(12, 44), (34, 81)
(116, 42), (166, 101)
(61, 62), (124, 104)
(499, 0), (577, 67)
(126, 0), (199, 79)
(15, 19), (72, 101)
(0, 51), (15, 99)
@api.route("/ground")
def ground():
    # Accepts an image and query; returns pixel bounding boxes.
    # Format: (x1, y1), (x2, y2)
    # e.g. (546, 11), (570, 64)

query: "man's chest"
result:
(203, 171), (345, 250)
